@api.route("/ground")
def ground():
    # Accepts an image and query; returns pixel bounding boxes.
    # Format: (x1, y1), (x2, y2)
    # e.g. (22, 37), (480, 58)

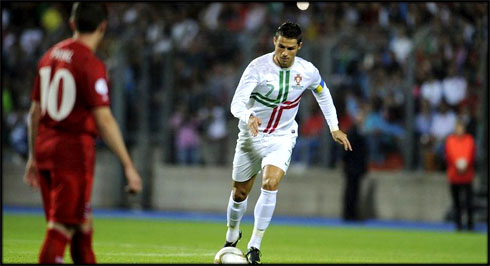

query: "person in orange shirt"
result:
(444, 118), (476, 231)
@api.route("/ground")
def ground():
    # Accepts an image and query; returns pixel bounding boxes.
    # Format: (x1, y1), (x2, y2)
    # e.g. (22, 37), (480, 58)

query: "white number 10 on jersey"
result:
(39, 66), (76, 121)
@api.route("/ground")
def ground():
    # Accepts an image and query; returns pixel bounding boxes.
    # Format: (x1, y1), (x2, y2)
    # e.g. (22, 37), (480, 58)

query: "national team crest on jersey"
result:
(294, 74), (302, 85)
(292, 74), (303, 90)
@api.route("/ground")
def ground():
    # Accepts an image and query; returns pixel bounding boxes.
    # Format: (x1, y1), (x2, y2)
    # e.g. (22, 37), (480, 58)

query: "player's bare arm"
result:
(248, 115), (262, 137)
(331, 129), (352, 151)
(93, 106), (143, 194)
(23, 101), (41, 188)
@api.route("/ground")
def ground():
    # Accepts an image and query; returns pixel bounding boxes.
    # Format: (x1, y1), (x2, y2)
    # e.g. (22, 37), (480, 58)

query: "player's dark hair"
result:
(275, 21), (302, 44)
(71, 2), (108, 33)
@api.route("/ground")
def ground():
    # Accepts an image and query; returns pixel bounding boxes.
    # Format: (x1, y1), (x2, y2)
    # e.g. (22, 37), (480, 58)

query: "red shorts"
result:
(38, 168), (94, 225)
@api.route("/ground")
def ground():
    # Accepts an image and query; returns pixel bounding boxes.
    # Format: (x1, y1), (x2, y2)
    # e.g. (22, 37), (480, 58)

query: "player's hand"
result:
(248, 115), (261, 137)
(124, 165), (142, 195)
(331, 130), (352, 151)
(23, 157), (40, 189)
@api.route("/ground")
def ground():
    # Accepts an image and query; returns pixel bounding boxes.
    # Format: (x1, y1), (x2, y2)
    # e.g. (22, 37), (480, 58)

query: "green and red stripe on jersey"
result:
(250, 70), (302, 134)
(263, 95), (302, 134)
(251, 70), (289, 107)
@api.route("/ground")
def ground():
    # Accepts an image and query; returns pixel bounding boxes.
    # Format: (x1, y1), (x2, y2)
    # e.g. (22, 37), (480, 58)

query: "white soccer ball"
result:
(214, 247), (248, 264)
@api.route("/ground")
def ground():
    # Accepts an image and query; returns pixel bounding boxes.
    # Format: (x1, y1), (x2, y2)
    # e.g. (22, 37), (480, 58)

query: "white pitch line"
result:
(6, 239), (195, 249)
(5, 239), (217, 256)
(7, 250), (214, 257)
(102, 252), (215, 257)
(4, 239), (40, 243)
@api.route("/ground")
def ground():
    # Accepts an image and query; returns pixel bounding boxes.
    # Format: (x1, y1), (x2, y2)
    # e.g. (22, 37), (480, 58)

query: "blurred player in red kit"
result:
(22, 2), (143, 264)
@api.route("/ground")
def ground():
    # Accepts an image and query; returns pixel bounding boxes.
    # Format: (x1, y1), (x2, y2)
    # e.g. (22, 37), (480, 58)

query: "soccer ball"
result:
(214, 247), (248, 264)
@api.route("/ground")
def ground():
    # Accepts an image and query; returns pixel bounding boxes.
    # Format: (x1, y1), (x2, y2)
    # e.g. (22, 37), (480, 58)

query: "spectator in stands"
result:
(442, 63), (467, 110)
(9, 113), (28, 160)
(363, 97), (404, 164)
(444, 118), (475, 231)
(198, 98), (228, 166)
(414, 99), (433, 170)
(421, 70), (443, 110)
(171, 106), (201, 165)
(430, 100), (457, 170)
(389, 26), (413, 64)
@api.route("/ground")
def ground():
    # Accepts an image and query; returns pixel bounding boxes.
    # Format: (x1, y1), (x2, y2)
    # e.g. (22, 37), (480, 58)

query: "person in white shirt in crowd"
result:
(442, 63), (467, 109)
(198, 98), (229, 166)
(429, 100), (457, 169)
(421, 69), (443, 110)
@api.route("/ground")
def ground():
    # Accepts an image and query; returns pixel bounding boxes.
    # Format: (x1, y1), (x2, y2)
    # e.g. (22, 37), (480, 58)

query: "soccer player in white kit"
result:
(223, 21), (352, 264)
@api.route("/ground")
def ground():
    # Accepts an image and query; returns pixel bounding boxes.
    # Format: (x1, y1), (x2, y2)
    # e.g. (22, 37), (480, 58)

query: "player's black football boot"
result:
(246, 247), (261, 264)
(223, 231), (242, 247)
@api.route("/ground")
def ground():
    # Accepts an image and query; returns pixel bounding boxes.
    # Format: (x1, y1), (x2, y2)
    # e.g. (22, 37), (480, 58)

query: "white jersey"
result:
(231, 52), (339, 137)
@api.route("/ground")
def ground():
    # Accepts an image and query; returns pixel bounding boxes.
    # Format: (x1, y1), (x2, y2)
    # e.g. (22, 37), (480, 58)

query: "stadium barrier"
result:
(3, 149), (458, 222)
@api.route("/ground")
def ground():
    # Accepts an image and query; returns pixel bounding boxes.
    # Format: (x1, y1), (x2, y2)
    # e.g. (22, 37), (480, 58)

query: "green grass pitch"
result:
(2, 213), (487, 263)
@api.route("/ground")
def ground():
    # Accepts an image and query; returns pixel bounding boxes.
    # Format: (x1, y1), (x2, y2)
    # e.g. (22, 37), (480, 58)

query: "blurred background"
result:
(2, 2), (488, 226)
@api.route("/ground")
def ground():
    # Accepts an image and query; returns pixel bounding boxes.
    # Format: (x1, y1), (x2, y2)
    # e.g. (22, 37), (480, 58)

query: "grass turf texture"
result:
(2, 214), (487, 263)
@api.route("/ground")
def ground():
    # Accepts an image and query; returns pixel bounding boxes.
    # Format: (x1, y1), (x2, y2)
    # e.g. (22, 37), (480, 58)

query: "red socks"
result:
(70, 229), (96, 264)
(39, 228), (69, 264)
(39, 228), (96, 264)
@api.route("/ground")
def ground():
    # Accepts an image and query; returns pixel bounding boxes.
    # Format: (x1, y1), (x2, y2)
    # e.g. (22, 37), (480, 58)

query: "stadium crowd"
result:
(3, 2), (487, 171)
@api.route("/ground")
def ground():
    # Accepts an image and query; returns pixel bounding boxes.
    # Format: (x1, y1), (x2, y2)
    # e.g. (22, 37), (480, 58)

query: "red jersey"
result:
(445, 133), (475, 184)
(31, 38), (110, 171)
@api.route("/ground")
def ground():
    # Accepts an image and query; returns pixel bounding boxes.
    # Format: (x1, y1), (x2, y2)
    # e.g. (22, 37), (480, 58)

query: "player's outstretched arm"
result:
(331, 129), (352, 151)
(23, 102), (41, 188)
(93, 106), (142, 194)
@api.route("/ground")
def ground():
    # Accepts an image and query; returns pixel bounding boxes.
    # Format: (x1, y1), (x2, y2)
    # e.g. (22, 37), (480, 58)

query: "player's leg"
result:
(40, 221), (76, 264)
(70, 171), (96, 263)
(247, 135), (294, 264)
(463, 183), (474, 230)
(348, 173), (362, 221)
(38, 170), (75, 264)
(226, 137), (262, 247)
(225, 176), (257, 246)
(343, 173), (356, 221)
(71, 213), (96, 263)
(247, 165), (284, 253)
(450, 184), (463, 230)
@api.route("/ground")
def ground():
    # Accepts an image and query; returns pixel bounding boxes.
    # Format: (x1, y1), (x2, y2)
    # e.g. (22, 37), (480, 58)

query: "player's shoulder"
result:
(70, 40), (104, 66)
(249, 53), (271, 67)
(246, 52), (275, 74)
(40, 38), (103, 67)
(38, 39), (71, 65)
(294, 56), (318, 73)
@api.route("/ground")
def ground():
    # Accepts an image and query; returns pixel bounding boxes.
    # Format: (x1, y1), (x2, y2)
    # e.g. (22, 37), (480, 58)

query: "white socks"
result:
(248, 188), (277, 250)
(225, 188), (278, 250)
(226, 191), (248, 243)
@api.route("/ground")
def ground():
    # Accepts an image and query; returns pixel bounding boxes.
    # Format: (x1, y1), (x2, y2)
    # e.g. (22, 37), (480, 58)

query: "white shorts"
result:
(232, 132), (296, 182)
